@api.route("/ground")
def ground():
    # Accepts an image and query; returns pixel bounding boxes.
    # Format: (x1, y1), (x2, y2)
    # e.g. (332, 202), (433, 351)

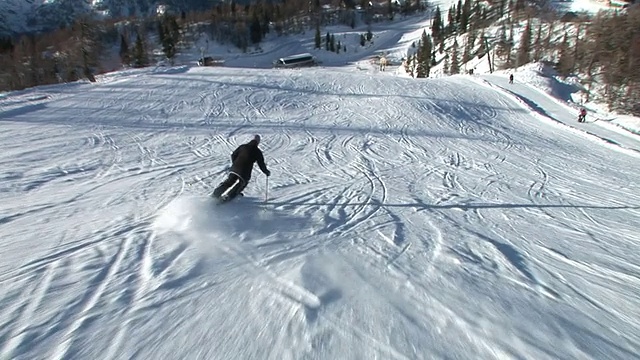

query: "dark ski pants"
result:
(213, 173), (247, 199)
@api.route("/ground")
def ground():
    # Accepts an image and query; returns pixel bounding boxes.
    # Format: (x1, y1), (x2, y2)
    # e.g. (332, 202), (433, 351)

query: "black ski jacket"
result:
(230, 140), (269, 182)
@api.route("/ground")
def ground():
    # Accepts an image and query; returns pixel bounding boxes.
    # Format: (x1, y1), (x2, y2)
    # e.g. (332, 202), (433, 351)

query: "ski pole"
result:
(265, 175), (269, 202)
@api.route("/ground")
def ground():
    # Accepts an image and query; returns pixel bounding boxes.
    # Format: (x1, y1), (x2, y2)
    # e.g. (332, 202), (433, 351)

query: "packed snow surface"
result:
(1, 65), (639, 360)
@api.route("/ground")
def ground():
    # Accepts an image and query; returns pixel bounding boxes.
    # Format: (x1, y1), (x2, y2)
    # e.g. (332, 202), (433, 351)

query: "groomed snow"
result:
(1, 32), (640, 360)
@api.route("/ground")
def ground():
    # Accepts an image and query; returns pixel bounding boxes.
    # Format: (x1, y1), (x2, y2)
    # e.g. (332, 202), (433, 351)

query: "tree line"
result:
(0, 0), (638, 114)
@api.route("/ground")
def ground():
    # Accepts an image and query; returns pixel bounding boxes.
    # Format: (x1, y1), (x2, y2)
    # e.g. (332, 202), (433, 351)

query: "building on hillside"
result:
(273, 53), (317, 69)
(198, 56), (225, 66)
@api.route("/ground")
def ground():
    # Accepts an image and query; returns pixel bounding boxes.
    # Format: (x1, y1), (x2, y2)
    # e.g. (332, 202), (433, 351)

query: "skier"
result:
(212, 135), (270, 201)
(578, 108), (587, 122)
(509, 74), (514, 84)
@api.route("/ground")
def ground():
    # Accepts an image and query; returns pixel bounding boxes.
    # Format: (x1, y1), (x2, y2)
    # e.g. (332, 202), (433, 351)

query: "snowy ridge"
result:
(0, 64), (639, 359)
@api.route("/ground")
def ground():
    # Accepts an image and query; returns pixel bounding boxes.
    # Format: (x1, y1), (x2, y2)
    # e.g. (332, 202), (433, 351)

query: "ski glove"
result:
(265, 170), (271, 177)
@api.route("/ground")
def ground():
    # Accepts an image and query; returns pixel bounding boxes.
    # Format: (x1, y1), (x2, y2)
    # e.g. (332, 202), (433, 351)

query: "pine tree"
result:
(416, 30), (432, 78)
(572, 23), (586, 73)
(544, 21), (554, 52)
(157, 20), (165, 50)
(431, 7), (443, 42)
(471, 0), (482, 31)
(159, 14), (181, 63)
(416, 33), (425, 77)
(249, 10), (262, 44)
(556, 32), (572, 76)
(448, 5), (456, 35)
(408, 54), (417, 77)
(74, 16), (99, 82)
(0, 37), (13, 53)
(315, 24), (321, 49)
(450, 39), (460, 74)
(13, 35), (36, 89)
(503, 23), (515, 68)
(443, 54), (450, 75)
(404, 51), (412, 76)
(495, 23), (509, 63)
(463, 30), (477, 65)
(261, 5), (271, 37)
(532, 23), (543, 62)
(119, 34), (130, 67)
(625, 32), (640, 114)
(516, 19), (532, 67)
(460, 0), (471, 33)
(133, 31), (149, 68)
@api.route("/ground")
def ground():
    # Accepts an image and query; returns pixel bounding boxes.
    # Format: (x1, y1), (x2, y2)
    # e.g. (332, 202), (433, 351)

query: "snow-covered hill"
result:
(1, 50), (639, 359)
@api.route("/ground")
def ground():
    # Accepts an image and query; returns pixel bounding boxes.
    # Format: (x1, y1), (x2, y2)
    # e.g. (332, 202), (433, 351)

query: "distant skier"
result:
(212, 135), (271, 201)
(578, 108), (587, 122)
(509, 74), (514, 84)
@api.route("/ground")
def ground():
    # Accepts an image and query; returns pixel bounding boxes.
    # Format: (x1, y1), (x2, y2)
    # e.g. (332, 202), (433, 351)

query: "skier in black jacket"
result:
(212, 135), (270, 200)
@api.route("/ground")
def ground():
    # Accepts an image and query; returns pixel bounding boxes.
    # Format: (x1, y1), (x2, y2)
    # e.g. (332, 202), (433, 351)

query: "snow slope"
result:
(1, 62), (639, 359)
(479, 73), (640, 155)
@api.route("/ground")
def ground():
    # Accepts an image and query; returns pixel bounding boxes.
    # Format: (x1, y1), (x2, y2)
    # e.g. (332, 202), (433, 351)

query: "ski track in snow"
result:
(0, 66), (639, 360)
